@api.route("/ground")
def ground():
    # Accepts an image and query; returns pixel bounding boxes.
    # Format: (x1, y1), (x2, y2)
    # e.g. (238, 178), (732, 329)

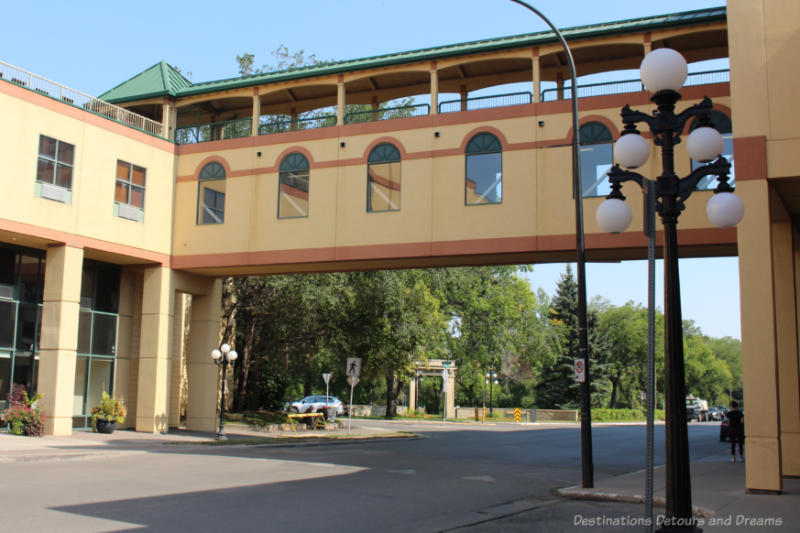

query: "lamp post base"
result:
(216, 427), (227, 440)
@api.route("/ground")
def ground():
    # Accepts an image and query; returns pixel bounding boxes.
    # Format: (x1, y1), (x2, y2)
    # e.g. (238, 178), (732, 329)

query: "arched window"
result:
(278, 153), (310, 218)
(690, 111), (734, 190)
(465, 132), (502, 205)
(197, 162), (226, 224)
(579, 122), (613, 198)
(367, 143), (401, 212)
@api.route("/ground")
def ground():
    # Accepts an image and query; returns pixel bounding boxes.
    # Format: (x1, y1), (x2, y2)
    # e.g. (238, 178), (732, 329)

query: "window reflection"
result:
(579, 122), (613, 198)
(367, 144), (402, 212)
(466, 133), (503, 205)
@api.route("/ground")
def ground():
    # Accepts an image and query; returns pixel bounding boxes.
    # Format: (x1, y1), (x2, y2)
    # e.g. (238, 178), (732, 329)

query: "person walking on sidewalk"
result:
(727, 400), (744, 462)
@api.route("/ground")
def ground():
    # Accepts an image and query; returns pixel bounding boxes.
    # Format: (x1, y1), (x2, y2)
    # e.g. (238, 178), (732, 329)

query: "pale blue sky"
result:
(1, 0), (738, 338)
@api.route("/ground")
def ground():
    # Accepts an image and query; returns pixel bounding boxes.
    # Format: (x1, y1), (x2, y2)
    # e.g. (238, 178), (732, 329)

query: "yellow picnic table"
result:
(285, 412), (327, 434)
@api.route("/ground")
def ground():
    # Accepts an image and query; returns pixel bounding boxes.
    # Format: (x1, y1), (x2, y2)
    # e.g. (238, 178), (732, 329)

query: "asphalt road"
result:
(3, 421), (726, 532)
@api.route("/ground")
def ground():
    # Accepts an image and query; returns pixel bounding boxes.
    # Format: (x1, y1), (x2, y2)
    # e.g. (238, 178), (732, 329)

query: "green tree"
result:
(534, 266), (607, 408)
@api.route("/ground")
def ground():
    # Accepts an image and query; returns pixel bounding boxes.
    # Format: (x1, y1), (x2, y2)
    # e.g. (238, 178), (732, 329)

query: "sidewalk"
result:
(558, 451), (799, 531)
(0, 420), (399, 462)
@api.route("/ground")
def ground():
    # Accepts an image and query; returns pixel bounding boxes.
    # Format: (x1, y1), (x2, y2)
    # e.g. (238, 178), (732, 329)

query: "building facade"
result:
(0, 1), (797, 492)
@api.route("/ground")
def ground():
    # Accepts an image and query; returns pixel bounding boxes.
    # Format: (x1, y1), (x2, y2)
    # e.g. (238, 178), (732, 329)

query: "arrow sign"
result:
(347, 375), (360, 387)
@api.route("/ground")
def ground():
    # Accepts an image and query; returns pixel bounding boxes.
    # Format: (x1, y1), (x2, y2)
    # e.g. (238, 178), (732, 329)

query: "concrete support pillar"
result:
(444, 370), (455, 419)
(408, 377), (417, 412)
(38, 245), (83, 435)
(738, 180), (783, 492)
(136, 266), (174, 433)
(460, 85), (468, 112)
(161, 98), (176, 141)
(114, 268), (139, 428)
(251, 89), (261, 137)
(185, 279), (223, 432)
(337, 75), (345, 126)
(775, 220), (800, 476)
(430, 61), (438, 114)
(532, 48), (540, 102)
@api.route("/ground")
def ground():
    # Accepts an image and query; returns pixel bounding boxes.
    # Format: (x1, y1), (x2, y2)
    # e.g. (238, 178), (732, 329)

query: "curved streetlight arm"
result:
(510, 0), (593, 490)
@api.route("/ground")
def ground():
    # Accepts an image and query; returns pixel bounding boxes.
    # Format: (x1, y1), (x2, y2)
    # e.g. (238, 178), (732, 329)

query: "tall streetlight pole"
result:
(596, 48), (744, 532)
(211, 343), (238, 440)
(509, 0), (593, 489)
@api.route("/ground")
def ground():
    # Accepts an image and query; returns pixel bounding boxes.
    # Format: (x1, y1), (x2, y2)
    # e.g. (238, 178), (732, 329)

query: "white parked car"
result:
(287, 395), (344, 415)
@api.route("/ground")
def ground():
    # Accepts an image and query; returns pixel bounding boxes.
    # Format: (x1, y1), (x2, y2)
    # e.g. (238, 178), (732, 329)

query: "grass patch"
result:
(166, 431), (418, 447)
(224, 410), (287, 427)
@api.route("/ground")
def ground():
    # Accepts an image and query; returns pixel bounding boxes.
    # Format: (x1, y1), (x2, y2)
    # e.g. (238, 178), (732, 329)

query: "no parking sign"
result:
(574, 358), (586, 383)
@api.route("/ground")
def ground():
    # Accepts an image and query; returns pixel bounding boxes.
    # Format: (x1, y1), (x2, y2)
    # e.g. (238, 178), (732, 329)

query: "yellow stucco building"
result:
(0, 1), (797, 493)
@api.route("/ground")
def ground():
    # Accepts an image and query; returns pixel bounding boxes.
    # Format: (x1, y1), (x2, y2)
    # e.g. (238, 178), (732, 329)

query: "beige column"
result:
(337, 75), (345, 126)
(776, 221), (800, 476)
(737, 180), (783, 492)
(408, 377), (417, 412)
(135, 266), (174, 433)
(38, 245), (83, 435)
(185, 279), (223, 432)
(430, 61), (438, 114)
(532, 48), (540, 102)
(444, 370), (456, 419)
(251, 88), (261, 136)
(161, 98), (175, 141)
(114, 268), (139, 429)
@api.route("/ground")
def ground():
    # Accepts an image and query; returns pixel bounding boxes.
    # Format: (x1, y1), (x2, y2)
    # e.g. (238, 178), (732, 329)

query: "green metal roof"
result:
(99, 61), (192, 103)
(102, 6), (725, 104)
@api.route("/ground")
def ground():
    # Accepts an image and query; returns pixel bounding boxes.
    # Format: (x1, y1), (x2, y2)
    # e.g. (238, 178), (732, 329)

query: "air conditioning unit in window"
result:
(117, 203), (142, 222)
(0, 284), (13, 300)
(40, 182), (68, 203)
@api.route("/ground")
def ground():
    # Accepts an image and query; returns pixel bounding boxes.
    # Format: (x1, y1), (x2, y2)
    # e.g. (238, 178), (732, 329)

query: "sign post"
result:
(346, 359), (361, 435)
(322, 372), (331, 403)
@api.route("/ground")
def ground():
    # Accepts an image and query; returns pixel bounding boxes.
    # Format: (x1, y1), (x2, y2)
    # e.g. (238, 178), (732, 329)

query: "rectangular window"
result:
(201, 186), (225, 224)
(580, 145), (613, 198)
(367, 161), (401, 212)
(115, 160), (146, 220)
(36, 136), (74, 202)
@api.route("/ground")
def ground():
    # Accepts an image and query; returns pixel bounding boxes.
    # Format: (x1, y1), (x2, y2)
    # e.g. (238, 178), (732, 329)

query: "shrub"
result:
(3, 384), (46, 437)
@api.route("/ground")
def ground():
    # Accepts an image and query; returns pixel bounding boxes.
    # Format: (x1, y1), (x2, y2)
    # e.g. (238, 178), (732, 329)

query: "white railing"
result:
(0, 60), (164, 138)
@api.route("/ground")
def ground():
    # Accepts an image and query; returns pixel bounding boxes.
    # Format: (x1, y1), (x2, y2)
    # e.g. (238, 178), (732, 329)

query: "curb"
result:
(556, 486), (714, 518)
(0, 450), (145, 463)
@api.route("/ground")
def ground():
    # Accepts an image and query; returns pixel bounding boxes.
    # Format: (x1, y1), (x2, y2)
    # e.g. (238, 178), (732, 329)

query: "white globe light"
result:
(596, 198), (633, 234)
(614, 134), (650, 169)
(686, 126), (724, 162)
(227, 350), (238, 361)
(220, 343), (231, 354)
(640, 48), (688, 93)
(707, 192), (744, 228)
(211, 349), (222, 360)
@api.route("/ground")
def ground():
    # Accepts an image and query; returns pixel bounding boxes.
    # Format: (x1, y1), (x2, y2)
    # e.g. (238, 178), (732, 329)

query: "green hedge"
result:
(591, 408), (665, 422)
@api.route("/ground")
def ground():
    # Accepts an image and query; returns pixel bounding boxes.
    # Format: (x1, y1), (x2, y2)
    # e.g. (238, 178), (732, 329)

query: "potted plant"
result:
(2, 384), (46, 437)
(90, 392), (127, 434)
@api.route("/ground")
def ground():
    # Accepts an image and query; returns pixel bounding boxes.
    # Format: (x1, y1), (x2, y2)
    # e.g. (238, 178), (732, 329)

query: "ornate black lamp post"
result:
(210, 343), (238, 440)
(485, 370), (498, 415)
(596, 48), (744, 533)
